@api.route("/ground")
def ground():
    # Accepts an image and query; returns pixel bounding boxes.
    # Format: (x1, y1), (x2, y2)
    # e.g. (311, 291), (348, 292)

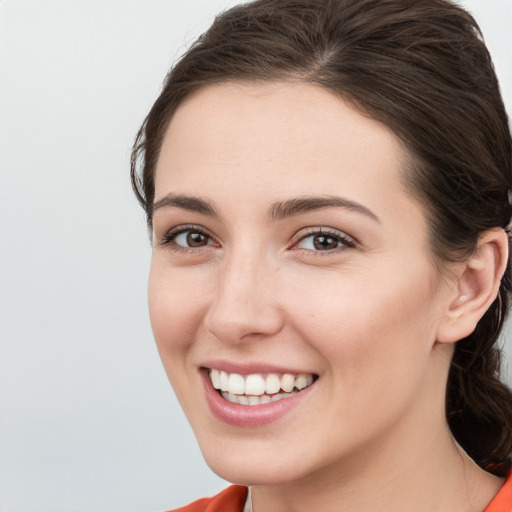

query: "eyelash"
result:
(159, 225), (218, 253)
(291, 227), (356, 255)
(159, 225), (356, 256)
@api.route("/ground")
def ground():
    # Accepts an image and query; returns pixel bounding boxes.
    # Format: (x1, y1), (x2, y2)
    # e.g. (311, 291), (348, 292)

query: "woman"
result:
(131, 0), (512, 510)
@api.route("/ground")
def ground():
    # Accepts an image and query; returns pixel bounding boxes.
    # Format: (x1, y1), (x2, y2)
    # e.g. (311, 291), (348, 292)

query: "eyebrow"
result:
(268, 196), (380, 223)
(152, 193), (379, 223)
(152, 193), (217, 217)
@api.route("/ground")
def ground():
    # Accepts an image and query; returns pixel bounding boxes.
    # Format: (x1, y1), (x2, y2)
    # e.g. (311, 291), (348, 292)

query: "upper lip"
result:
(201, 359), (317, 376)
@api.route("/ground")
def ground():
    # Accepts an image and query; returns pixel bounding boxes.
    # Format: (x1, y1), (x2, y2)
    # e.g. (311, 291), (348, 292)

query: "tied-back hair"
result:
(131, 0), (512, 473)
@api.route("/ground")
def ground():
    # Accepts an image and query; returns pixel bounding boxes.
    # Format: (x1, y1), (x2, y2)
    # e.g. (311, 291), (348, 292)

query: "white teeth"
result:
(260, 395), (271, 404)
(221, 389), (298, 405)
(238, 395), (249, 405)
(272, 392), (297, 402)
(245, 374), (266, 395)
(280, 373), (295, 393)
(295, 374), (308, 390)
(265, 374), (281, 394)
(209, 369), (315, 402)
(296, 374), (313, 390)
(219, 371), (229, 392)
(227, 373), (245, 395)
(211, 369), (220, 389)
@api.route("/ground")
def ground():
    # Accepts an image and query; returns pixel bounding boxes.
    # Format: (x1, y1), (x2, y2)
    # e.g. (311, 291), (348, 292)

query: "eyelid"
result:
(158, 224), (219, 250)
(290, 227), (356, 252)
(158, 224), (355, 254)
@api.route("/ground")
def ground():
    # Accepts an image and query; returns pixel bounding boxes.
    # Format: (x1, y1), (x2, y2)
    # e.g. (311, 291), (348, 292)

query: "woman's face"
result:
(149, 82), (457, 485)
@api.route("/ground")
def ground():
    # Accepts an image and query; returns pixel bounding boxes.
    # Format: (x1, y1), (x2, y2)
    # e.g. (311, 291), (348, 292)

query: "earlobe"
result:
(436, 228), (509, 344)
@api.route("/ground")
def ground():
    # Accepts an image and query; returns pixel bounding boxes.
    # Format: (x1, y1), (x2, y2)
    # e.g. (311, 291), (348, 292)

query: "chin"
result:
(196, 430), (338, 487)
(203, 451), (305, 486)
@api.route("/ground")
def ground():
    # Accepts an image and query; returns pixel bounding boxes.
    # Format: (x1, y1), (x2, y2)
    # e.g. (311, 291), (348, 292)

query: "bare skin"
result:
(150, 82), (507, 512)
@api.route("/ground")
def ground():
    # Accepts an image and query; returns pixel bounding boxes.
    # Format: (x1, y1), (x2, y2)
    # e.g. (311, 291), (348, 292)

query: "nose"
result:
(204, 249), (285, 344)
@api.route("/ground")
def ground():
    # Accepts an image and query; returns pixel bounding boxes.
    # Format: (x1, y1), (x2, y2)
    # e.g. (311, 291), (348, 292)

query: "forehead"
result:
(154, 81), (418, 222)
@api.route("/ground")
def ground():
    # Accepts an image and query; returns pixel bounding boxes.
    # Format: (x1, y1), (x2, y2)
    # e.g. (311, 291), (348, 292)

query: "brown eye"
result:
(295, 229), (355, 253)
(187, 232), (208, 247)
(313, 235), (339, 250)
(163, 228), (216, 250)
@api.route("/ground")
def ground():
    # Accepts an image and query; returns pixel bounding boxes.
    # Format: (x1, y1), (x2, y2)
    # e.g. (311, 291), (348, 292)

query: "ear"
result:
(436, 228), (509, 344)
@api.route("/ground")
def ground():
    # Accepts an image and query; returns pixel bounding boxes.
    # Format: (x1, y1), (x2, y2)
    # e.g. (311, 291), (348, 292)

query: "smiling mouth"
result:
(207, 368), (317, 406)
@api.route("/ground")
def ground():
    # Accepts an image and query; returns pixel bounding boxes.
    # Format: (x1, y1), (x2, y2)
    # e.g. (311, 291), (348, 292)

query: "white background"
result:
(0, 1), (511, 511)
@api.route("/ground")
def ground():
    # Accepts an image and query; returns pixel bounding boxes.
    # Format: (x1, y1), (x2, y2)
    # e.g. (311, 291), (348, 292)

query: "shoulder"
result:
(483, 469), (512, 512)
(167, 486), (248, 512)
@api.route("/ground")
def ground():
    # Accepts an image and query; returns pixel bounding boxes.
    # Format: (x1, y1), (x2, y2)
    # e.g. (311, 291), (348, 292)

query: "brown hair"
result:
(131, 0), (512, 473)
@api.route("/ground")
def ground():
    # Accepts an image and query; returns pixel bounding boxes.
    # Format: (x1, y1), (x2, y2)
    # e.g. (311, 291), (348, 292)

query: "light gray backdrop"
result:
(0, 1), (510, 511)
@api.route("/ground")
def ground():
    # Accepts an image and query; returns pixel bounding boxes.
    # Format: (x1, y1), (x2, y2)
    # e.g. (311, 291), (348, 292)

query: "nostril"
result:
(204, 302), (285, 345)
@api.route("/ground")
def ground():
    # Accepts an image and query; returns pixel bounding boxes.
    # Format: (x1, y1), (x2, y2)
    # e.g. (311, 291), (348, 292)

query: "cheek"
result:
(289, 280), (440, 448)
(147, 262), (214, 416)
(148, 262), (208, 356)
(286, 266), (439, 389)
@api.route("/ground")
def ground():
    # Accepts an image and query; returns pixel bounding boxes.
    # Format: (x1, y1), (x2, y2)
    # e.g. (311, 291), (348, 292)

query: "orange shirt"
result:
(484, 469), (512, 512)
(170, 471), (512, 512)
(168, 486), (247, 512)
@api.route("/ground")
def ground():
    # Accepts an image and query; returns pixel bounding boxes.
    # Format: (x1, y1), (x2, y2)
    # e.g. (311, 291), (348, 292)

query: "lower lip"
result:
(202, 371), (315, 427)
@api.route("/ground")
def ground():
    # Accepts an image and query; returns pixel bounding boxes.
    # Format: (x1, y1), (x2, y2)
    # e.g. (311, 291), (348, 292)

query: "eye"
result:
(160, 225), (218, 251)
(293, 228), (355, 253)
(174, 231), (210, 248)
